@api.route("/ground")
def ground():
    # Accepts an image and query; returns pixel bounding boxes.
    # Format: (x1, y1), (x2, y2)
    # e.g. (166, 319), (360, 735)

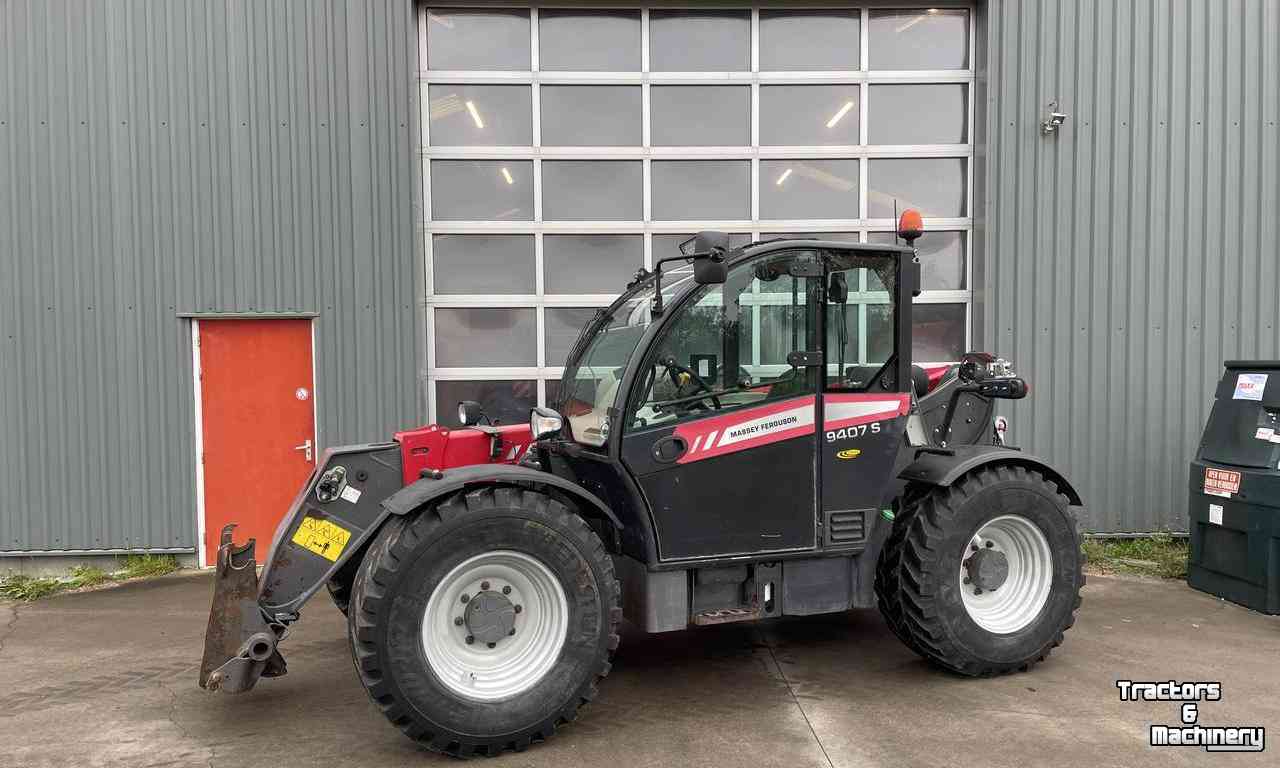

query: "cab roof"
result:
(721, 236), (921, 270)
(733, 237), (916, 263)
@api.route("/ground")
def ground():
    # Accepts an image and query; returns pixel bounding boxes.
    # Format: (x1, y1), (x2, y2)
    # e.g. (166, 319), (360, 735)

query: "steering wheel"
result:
(658, 357), (722, 410)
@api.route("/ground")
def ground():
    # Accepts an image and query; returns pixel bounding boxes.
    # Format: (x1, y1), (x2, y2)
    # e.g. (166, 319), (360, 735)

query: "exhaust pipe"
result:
(199, 525), (287, 693)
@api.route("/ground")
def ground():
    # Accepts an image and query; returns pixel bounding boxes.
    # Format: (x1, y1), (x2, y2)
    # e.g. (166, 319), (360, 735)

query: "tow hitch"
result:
(198, 525), (287, 693)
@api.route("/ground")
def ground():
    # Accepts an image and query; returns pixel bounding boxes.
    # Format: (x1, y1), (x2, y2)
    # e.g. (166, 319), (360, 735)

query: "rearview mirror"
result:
(693, 254), (727, 285)
(688, 230), (730, 285)
(530, 407), (563, 439)
(655, 231), (731, 316)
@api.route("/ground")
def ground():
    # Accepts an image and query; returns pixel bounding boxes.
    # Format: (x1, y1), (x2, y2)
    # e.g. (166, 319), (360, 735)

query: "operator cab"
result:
(546, 222), (922, 562)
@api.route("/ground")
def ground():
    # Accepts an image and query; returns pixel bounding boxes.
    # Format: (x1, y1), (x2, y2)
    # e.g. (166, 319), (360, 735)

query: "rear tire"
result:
(873, 485), (929, 656)
(875, 466), (1084, 676)
(347, 486), (621, 757)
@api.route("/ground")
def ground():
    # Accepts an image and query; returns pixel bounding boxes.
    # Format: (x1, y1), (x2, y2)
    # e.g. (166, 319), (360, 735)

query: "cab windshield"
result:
(556, 263), (697, 447)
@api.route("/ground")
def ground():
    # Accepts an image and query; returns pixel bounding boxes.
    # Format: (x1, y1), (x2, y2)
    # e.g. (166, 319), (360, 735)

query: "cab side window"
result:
(626, 250), (822, 431)
(826, 256), (898, 391)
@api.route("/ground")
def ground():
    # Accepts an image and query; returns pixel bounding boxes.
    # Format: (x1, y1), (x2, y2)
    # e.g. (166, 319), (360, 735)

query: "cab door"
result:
(620, 249), (823, 561)
(819, 254), (911, 548)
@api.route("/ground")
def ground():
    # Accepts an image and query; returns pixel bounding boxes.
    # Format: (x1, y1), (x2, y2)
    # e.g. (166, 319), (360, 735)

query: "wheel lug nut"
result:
(487, 642), (496, 649)
(481, 581), (490, 591)
(460, 594), (469, 604)
(985, 541), (994, 548)
(502, 586), (511, 595)
(454, 616), (464, 626)
(514, 605), (522, 613)
(974, 588), (983, 596)
(963, 576), (971, 584)
(465, 635), (474, 645)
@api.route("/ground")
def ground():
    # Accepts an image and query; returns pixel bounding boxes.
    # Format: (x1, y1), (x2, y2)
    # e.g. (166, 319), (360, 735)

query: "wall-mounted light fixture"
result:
(1041, 100), (1067, 135)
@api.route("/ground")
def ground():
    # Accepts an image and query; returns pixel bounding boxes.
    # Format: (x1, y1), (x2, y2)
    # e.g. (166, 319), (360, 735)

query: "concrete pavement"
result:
(1, 571), (1276, 767)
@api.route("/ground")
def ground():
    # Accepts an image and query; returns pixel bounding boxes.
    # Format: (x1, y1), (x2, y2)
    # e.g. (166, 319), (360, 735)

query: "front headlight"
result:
(530, 407), (563, 440)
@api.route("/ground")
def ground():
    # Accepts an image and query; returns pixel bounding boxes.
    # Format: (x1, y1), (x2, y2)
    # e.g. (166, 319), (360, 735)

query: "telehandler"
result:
(200, 212), (1084, 757)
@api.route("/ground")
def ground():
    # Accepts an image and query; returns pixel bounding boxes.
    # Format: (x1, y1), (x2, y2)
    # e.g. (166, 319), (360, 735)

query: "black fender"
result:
(898, 445), (1084, 506)
(382, 463), (625, 534)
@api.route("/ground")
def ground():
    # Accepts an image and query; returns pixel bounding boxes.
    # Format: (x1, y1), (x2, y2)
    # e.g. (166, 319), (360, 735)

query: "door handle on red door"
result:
(294, 439), (313, 463)
(651, 436), (688, 463)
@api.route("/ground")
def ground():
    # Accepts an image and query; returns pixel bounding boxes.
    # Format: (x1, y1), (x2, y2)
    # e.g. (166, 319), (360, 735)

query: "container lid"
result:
(1225, 360), (1280, 370)
(1200, 366), (1280, 468)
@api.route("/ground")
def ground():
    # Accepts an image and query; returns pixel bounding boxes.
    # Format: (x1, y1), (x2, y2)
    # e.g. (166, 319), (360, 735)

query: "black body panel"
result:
(819, 414), (906, 547)
(542, 442), (659, 562)
(258, 444), (402, 618)
(782, 557), (851, 615)
(624, 431), (816, 560)
(918, 377), (997, 447)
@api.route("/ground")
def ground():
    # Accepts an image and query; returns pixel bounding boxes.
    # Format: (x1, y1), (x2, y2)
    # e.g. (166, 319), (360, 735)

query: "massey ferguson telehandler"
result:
(200, 212), (1085, 757)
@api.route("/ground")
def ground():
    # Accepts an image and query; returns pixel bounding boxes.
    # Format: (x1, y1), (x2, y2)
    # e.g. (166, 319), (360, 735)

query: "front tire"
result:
(875, 466), (1084, 676)
(347, 487), (621, 757)
(326, 577), (351, 616)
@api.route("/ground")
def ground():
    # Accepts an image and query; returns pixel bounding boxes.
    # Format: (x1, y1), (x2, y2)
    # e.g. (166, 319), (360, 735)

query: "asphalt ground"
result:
(1, 570), (1276, 767)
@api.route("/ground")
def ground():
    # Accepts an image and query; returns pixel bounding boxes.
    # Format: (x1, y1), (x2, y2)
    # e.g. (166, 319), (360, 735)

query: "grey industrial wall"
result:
(0, 0), (420, 552)
(980, 0), (1280, 532)
(3, 0), (1278, 551)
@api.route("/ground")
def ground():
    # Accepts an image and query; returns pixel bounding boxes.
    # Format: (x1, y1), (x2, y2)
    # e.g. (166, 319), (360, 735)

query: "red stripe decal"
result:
(673, 396), (815, 464)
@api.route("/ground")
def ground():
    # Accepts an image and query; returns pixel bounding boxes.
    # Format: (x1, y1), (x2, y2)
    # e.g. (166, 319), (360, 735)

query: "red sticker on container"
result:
(1203, 468), (1241, 498)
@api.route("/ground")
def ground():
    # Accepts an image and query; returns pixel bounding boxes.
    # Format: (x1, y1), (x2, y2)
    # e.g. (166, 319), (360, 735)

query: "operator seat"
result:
(910, 365), (930, 399)
(840, 364), (931, 399)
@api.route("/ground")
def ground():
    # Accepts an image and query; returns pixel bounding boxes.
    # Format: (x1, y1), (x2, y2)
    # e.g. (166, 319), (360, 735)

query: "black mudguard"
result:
(898, 445), (1084, 506)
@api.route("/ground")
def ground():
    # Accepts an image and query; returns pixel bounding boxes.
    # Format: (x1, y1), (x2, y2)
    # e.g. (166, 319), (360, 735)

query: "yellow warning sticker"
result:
(291, 516), (351, 562)
(836, 448), (862, 459)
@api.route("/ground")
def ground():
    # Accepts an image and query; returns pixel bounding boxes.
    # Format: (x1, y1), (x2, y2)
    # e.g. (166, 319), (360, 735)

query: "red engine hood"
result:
(394, 423), (535, 486)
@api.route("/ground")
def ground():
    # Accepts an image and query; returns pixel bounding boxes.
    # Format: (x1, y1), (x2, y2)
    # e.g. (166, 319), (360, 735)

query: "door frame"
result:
(189, 315), (319, 568)
(615, 248), (827, 562)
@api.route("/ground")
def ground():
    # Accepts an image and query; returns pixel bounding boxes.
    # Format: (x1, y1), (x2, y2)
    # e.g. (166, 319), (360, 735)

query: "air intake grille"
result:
(825, 509), (867, 546)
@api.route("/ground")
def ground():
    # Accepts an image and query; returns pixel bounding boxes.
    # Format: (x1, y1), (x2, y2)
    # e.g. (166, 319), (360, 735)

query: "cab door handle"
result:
(651, 435), (688, 464)
(294, 439), (313, 463)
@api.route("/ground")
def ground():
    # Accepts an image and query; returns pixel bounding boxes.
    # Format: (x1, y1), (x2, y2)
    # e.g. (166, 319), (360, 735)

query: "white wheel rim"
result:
(422, 550), (568, 702)
(959, 515), (1054, 634)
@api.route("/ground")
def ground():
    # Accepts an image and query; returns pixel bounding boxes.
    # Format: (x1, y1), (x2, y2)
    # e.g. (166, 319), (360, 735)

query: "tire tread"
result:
(875, 467), (1083, 676)
(347, 486), (621, 758)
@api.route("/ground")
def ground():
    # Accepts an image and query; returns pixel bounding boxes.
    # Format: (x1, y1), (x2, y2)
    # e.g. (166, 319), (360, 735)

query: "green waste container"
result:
(1187, 360), (1280, 614)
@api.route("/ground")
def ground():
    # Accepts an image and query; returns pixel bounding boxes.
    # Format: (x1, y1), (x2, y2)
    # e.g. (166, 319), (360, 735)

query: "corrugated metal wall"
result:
(981, 0), (1280, 532)
(3, 0), (1277, 547)
(0, 0), (419, 552)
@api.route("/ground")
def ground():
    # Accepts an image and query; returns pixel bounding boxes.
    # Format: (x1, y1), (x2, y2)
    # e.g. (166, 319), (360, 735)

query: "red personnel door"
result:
(196, 319), (316, 566)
